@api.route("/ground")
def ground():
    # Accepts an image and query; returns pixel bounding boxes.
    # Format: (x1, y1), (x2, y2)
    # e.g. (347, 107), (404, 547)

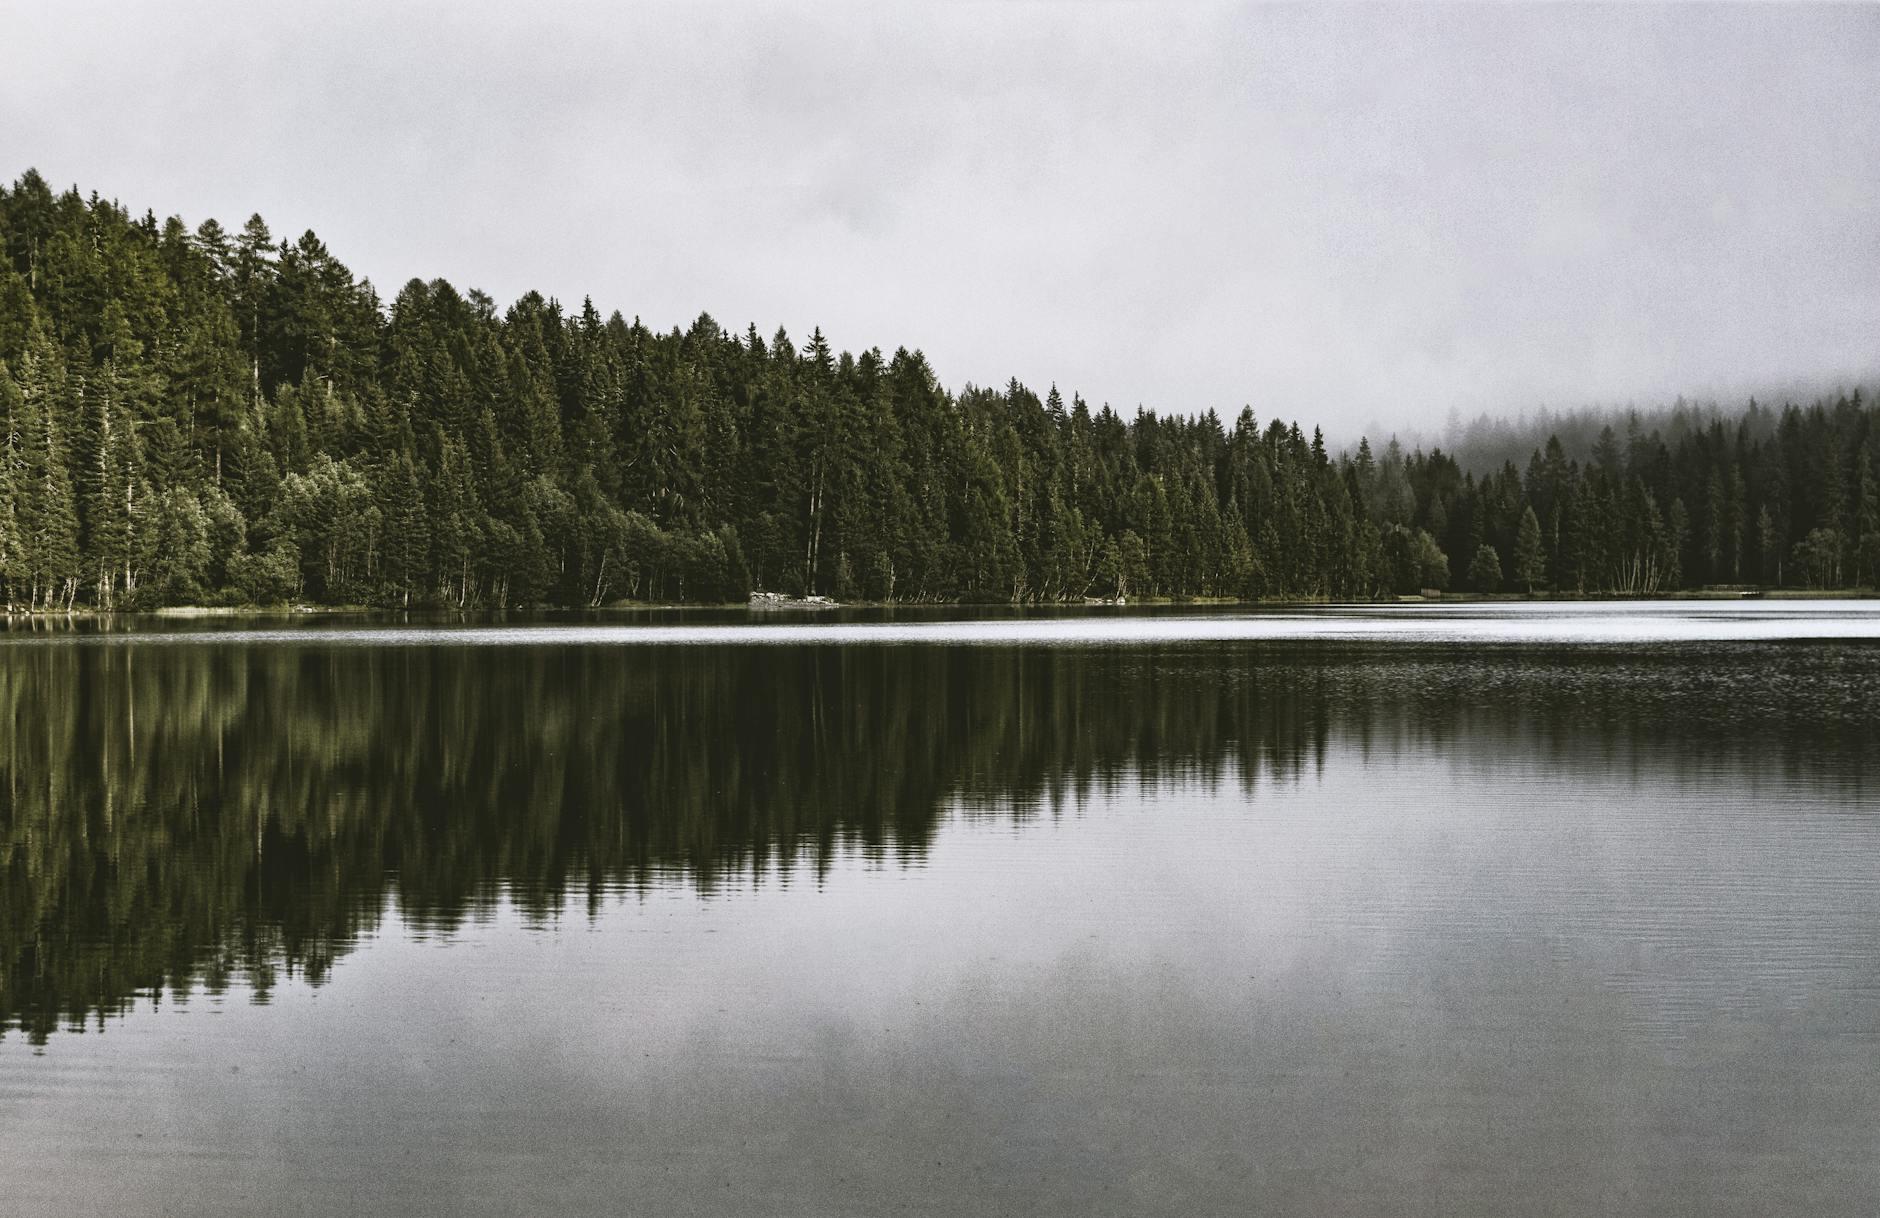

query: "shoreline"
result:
(0, 587), (1874, 621)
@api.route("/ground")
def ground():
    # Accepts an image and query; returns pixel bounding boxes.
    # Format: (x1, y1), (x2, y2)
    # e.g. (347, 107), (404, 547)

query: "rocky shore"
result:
(748, 592), (842, 611)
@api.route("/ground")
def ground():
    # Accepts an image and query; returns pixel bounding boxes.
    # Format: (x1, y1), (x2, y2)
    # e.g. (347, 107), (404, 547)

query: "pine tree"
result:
(1758, 505), (1780, 587)
(14, 332), (79, 608)
(232, 213), (274, 403)
(0, 362), (21, 602)
(1512, 505), (1545, 593)
(379, 446), (431, 607)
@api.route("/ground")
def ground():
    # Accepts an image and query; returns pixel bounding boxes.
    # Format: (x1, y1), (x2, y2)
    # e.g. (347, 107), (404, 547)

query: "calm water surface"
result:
(2, 603), (1878, 1215)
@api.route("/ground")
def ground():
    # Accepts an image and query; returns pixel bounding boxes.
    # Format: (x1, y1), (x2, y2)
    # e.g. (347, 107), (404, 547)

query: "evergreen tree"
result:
(13, 330), (79, 607)
(1512, 505), (1545, 593)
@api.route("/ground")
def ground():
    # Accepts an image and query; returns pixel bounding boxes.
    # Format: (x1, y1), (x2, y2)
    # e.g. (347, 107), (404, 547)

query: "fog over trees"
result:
(1, 171), (1875, 608)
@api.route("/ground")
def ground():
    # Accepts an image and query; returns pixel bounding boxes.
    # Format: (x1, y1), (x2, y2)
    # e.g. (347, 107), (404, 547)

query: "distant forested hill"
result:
(0, 169), (1874, 608)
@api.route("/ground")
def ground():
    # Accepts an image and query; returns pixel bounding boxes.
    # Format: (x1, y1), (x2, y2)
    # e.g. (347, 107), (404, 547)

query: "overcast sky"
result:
(4, 1), (1876, 438)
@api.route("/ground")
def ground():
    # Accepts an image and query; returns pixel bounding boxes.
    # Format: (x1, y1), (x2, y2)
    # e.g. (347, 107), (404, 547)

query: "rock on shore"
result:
(748, 591), (841, 611)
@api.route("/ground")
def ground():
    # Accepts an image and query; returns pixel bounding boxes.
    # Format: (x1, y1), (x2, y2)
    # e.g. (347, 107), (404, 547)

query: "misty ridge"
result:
(2, 169), (1878, 612)
(1387, 385), (1880, 480)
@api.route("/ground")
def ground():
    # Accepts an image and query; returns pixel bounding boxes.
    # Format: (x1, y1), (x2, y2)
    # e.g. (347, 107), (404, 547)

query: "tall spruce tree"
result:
(13, 329), (79, 607)
(1512, 506), (1545, 593)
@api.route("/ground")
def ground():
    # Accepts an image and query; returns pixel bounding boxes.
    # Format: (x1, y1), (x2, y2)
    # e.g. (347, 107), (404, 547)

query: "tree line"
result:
(0, 169), (1875, 609)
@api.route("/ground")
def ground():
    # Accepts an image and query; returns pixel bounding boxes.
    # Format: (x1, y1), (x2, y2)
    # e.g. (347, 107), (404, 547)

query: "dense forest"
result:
(0, 168), (1875, 609)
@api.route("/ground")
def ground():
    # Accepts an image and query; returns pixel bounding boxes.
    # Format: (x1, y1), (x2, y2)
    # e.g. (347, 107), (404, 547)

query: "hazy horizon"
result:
(5, 1), (1876, 439)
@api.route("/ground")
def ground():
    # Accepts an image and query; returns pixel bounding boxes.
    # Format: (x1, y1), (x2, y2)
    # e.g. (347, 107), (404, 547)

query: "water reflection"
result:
(6, 630), (1880, 1216)
(1, 636), (1874, 1044)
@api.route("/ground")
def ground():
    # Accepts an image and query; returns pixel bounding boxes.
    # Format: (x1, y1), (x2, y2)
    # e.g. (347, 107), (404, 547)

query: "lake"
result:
(2, 603), (1877, 1215)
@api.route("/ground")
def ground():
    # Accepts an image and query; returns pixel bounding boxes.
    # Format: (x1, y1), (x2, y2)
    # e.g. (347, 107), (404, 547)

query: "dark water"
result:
(2, 606), (1878, 1215)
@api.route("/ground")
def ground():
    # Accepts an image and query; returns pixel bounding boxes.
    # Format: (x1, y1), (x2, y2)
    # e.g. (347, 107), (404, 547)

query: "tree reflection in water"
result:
(1, 634), (1873, 1043)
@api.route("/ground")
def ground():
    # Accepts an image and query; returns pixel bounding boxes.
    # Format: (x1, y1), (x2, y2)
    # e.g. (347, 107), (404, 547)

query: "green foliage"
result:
(1381, 525), (1449, 594)
(11, 330), (80, 607)
(1469, 544), (1503, 594)
(229, 540), (299, 604)
(0, 171), (1875, 608)
(1791, 528), (1843, 588)
(1512, 506), (1546, 592)
(143, 487), (212, 603)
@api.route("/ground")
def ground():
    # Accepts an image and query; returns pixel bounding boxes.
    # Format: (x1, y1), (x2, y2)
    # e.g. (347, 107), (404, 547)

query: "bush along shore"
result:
(1, 170), (1877, 613)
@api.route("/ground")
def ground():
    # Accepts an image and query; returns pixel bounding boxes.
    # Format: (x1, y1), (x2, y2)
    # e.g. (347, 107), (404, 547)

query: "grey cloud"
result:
(1, 0), (1874, 438)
